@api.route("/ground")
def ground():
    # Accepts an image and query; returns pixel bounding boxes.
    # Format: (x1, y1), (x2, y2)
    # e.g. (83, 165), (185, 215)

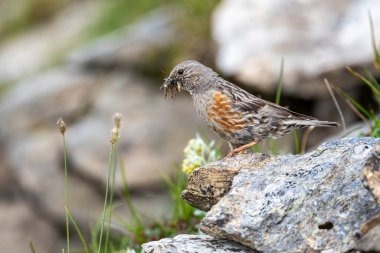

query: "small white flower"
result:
(182, 133), (221, 175)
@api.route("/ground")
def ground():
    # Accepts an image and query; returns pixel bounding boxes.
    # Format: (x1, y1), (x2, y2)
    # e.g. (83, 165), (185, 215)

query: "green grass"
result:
(0, 0), (71, 38)
(332, 13), (380, 137)
(105, 133), (218, 251)
(56, 116), (206, 253)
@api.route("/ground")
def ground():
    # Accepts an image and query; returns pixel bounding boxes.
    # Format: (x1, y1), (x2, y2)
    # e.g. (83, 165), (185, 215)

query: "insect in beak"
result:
(161, 78), (182, 99)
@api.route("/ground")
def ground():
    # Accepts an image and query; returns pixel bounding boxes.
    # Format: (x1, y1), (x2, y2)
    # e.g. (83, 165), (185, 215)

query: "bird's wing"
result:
(218, 80), (316, 121)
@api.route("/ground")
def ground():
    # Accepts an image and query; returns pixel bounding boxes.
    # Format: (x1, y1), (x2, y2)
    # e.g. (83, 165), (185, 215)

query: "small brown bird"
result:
(161, 60), (340, 157)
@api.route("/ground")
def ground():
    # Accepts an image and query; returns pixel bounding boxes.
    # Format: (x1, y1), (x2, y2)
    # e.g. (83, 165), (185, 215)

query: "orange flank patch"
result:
(207, 91), (246, 133)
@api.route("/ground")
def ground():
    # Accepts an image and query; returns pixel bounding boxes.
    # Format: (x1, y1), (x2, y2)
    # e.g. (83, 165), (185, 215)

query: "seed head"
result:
(114, 112), (122, 129)
(110, 113), (122, 144)
(110, 127), (120, 144)
(56, 117), (66, 135)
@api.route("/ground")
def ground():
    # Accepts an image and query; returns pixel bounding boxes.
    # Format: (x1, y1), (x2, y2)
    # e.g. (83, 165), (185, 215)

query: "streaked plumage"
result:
(161, 60), (339, 156)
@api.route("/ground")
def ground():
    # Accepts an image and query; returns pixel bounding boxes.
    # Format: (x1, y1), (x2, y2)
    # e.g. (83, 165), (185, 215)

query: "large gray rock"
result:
(212, 0), (380, 98)
(142, 234), (255, 253)
(196, 138), (380, 252)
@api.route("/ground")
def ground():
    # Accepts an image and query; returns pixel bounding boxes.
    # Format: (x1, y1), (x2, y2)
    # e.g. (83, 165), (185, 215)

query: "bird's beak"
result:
(160, 78), (182, 98)
(160, 78), (170, 90)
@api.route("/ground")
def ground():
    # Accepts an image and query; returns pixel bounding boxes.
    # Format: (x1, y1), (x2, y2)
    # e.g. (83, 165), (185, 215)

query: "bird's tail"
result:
(286, 119), (341, 127)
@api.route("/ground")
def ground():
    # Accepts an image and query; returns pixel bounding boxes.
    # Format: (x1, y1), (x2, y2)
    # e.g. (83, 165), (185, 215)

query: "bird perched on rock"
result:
(161, 60), (340, 157)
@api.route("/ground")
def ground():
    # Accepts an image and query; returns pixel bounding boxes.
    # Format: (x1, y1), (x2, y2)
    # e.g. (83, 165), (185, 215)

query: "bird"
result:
(161, 60), (340, 157)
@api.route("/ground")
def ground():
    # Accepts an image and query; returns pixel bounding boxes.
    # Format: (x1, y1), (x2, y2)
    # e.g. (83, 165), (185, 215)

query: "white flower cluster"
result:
(182, 133), (221, 175)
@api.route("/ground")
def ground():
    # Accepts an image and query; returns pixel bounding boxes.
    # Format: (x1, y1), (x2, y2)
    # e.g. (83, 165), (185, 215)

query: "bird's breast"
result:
(194, 90), (248, 139)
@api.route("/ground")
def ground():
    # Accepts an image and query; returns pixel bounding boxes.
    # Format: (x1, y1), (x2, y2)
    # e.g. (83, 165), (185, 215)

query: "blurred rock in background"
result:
(212, 0), (380, 146)
(213, 0), (380, 97)
(0, 0), (379, 252)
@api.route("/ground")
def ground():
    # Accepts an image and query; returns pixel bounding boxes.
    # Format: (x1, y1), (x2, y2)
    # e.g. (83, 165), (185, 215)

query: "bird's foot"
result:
(226, 141), (257, 158)
(226, 149), (247, 157)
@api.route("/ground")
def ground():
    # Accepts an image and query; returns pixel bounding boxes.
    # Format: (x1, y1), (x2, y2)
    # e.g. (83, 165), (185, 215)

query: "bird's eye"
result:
(178, 69), (184, 75)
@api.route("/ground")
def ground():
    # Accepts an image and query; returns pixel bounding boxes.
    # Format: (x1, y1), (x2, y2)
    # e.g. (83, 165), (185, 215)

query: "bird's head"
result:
(160, 60), (216, 97)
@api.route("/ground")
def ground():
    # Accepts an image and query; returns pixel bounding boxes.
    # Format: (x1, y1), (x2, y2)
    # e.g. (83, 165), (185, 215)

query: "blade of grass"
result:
(121, 159), (143, 228)
(57, 118), (70, 253)
(105, 139), (120, 253)
(368, 10), (380, 69)
(333, 85), (372, 119)
(365, 70), (380, 89)
(344, 98), (371, 128)
(97, 145), (114, 253)
(275, 58), (285, 105)
(62, 134), (70, 253)
(91, 222), (100, 253)
(65, 207), (89, 253)
(250, 143), (262, 153)
(346, 66), (380, 97)
(324, 79), (346, 132)
(28, 240), (37, 253)
(365, 70), (380, 104)
(293, 129), (301, 154)
(271, 58), (285, 153)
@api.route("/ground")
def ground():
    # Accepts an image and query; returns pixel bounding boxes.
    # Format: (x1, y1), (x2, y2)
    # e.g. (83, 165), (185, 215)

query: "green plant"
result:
(56, 114), (122, 253)
(28, 240), (37, 253)
(181, 133), (222, 175)
(97, 113), (122, 253)
(56, 118), (71, 253)
(331, 13), (380, 137)
(107, 133), (220, 251)
(57, 118), (91, 253)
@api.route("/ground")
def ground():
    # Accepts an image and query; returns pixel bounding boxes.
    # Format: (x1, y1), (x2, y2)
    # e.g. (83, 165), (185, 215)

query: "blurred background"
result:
(0, 0), (379, 252)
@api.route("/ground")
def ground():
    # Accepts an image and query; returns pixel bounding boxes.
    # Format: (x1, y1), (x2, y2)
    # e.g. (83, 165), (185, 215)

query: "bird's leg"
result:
(227, 141), (257, 157)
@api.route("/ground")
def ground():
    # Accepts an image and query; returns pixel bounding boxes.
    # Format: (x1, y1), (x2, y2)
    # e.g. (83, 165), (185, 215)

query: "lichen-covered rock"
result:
(198, 138), (380, 252)
(181, 153), (276, 211)
(356, 216), (380, 252)
(141, 234), (255, 253)
(362, 143), (380, 204)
